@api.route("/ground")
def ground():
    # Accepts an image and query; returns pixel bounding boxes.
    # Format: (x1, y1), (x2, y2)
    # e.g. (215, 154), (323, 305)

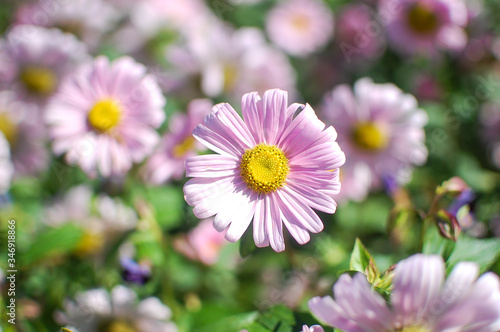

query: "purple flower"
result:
(121, 258), (152, 285)
(184, 89), (345, 252)
(309, 254), (500, 332)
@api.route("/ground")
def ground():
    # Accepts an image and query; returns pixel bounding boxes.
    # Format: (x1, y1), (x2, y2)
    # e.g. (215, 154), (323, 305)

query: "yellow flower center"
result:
(407, 3), (439, 35)
(88, 99), (122, 132)
(291, 14), (311, 32)
(223, 64), (238, 92)
(20, 66), (57, 95)
(0, 113), (18, 146)
(240, 144), (289, 194)
(173, 136), (196, 158)
(74, 231), (104, 257)
(99, 320), (138, 332)
(351, 122), (388, 151)
(56, 20), (84, 38)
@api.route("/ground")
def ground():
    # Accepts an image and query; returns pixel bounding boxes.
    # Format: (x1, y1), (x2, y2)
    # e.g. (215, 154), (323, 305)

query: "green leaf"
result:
(350, 238), (372, 272)
(239, 226), (256, 258)
(422, 224), (455, 260)
(21, 224), (84, 265)
(446, 236), (500, 274)
(196, 311), (259, 332)
(145, 186), (184, 230)
(132, 231), (165, 266)
(257, 305), (296, 331)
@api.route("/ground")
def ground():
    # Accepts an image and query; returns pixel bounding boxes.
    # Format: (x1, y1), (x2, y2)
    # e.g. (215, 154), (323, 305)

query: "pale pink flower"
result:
(0, 133), (13, 194)
(173, 218), (228, 265)
(183, 89), (345, 252)
(14, 0), (118, 50)
(380, 0), (468, 56)
(57, 285), (177, 332)
(45, 56), (166, 178)
(321, 78), (428, 202)
(0, 90), (48, 176)
(266, 0), (334, 57)
(309, 254), (500, 332)
(0, 25), (88, 104)
(301, 325), (324, 332)
(143, 99), (212, 184)
(166, 24), (296, 101)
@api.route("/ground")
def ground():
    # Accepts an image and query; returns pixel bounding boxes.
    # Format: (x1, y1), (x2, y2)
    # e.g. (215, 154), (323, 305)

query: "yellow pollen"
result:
(20, 66), (57, 95)
(291, 14), (311, 31)
(88, 99), (122, 132)
(351, 122), (388, 151)
(0, 113), (18, 146)
(173, 136), (196, 158)
(240, 144), (289, 194)
(407, 3), (439, 35)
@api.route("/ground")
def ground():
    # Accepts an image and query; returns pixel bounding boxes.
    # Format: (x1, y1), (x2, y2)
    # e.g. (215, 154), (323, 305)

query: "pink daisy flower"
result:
(309, 254), (500, 332)
(0, 90), (49, 176)
(266, 0), (334, 57)
(380, 0), (468, 56)
(14, 0), (119, 50)
(321, 78), (428, 202)
(183, 89), (345, 252)
(0, 25), (89, 104)
(173, 218), (228, 265)
(143, 99), (212, 184)
(45, 56), (166, 178)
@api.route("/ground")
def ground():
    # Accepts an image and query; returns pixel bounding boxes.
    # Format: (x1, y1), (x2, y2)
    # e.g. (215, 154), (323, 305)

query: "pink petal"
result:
(222, 183), (258, 242)
(391, 254), (445, 327)
(185, 154), (239, 178)
(253, 197), (270, 247)
(286, 179), (337, 214)
(266, 194), (285, 252)
(278, 187), (324, 233)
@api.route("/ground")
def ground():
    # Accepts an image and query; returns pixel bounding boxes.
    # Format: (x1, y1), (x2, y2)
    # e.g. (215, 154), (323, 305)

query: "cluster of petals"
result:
(0, 90), (48, 176)
(309, 254), (500, 332)
(184, 89), (345, 252)
(143, 98), (212, 184)
(14, 0), (119, 50)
